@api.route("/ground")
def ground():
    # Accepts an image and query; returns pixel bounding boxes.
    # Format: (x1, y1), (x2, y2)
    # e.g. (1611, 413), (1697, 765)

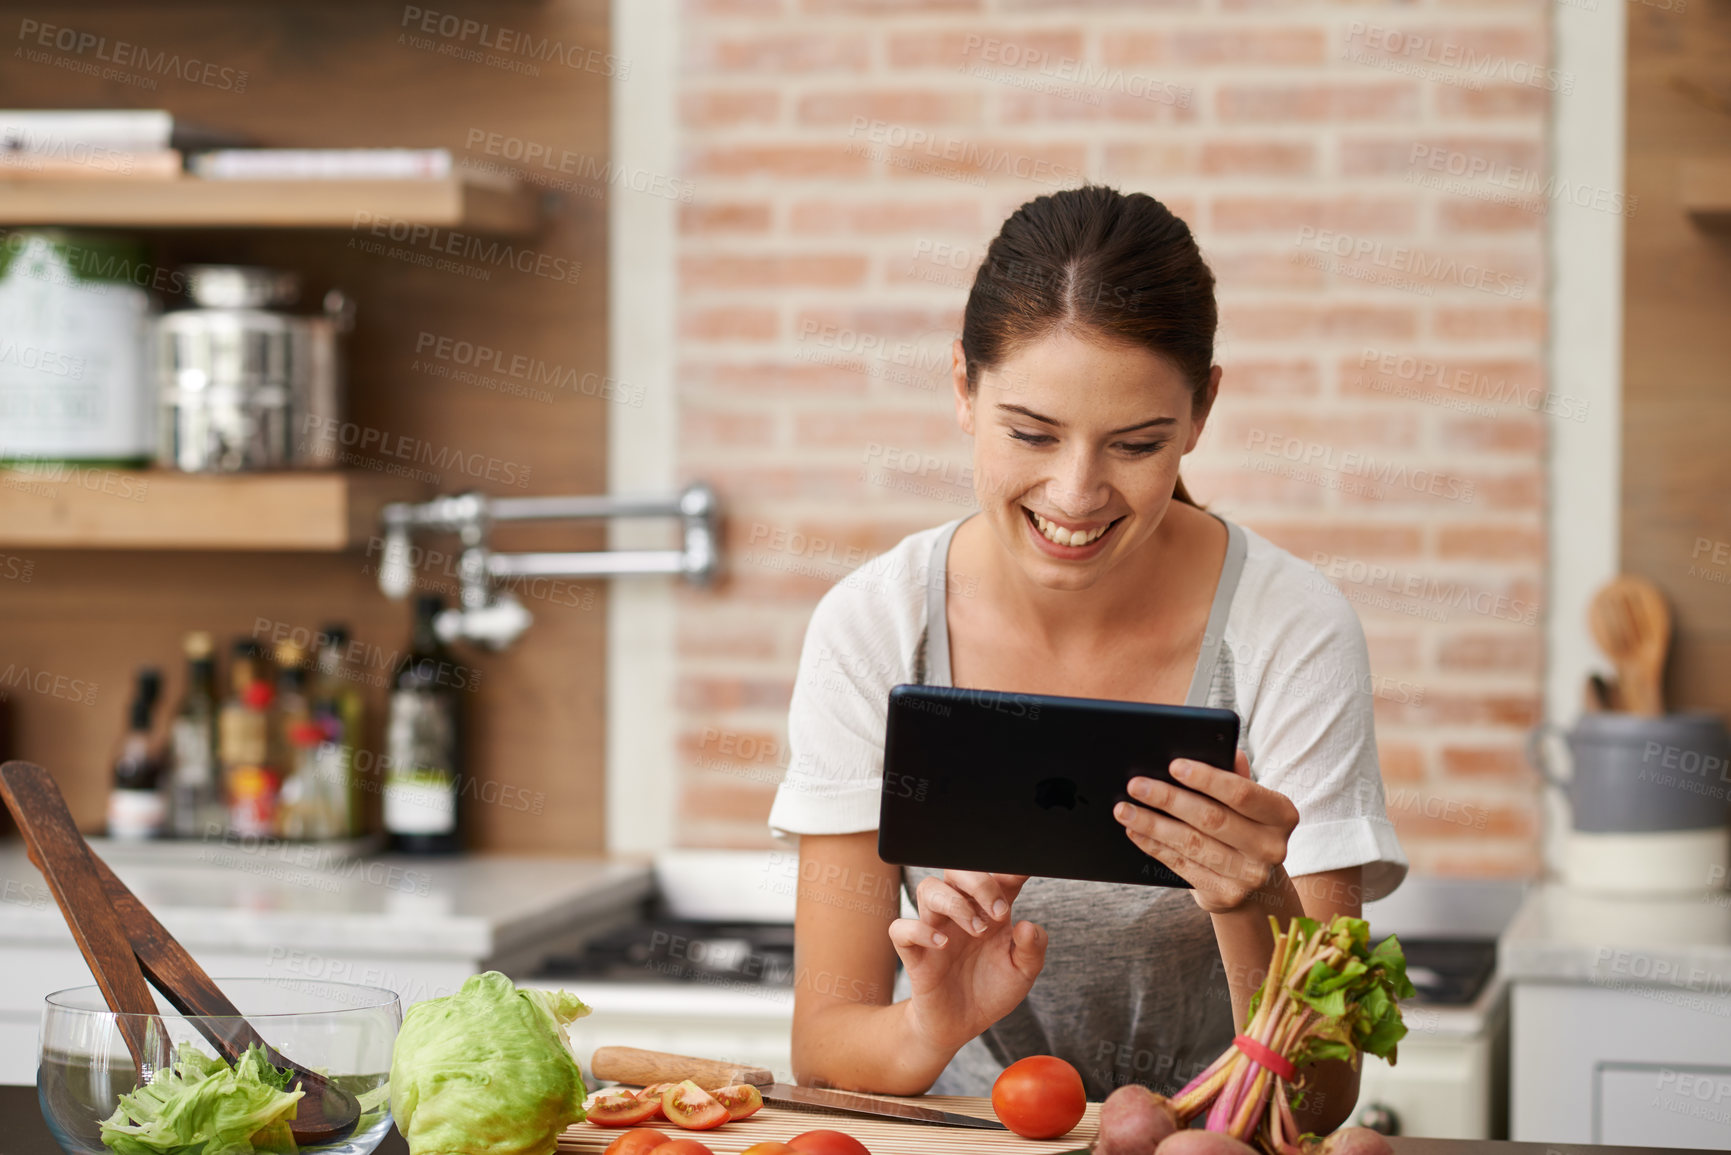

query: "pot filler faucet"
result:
(376, 483), (720, 650)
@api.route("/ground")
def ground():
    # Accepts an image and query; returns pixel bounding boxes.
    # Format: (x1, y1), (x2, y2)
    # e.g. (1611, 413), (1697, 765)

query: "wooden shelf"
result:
(1681, 159), (1731, 225)
(0, 175), (540, 234)
(0, 468), (430, 551)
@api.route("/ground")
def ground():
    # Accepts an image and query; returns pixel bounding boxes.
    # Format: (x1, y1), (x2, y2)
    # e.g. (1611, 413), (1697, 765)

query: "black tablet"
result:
(878, 684), (1241, 888)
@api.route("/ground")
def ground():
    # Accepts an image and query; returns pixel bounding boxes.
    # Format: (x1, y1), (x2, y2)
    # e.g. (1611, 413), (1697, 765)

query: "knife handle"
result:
(590, 1046), (773, 1090)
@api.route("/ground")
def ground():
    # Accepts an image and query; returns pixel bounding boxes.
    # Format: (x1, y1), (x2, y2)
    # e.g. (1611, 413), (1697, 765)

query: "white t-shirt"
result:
(767, 512), (1408, 901)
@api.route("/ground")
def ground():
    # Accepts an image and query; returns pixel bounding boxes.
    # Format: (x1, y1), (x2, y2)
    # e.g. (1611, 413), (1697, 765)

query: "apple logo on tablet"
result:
(1034, 777), (1080, 810)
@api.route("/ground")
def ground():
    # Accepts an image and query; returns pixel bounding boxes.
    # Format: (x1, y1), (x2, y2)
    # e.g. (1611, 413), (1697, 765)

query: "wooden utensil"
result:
(591, 1045), (1007, 1130)
(1588, 576), (1672, 716)
(0, 761), (360, 1145)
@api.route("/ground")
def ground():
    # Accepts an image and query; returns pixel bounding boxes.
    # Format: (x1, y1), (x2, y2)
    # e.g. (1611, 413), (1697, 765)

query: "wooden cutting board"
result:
(557, 1095), (1100, 1154)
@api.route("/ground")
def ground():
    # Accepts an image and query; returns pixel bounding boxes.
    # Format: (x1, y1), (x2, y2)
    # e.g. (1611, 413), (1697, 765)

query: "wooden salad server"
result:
(0, 761), (361, 1145)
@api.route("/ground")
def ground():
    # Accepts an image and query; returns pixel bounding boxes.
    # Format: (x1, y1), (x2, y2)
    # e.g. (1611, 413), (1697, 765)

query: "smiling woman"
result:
(766, 186), (1408, 1133)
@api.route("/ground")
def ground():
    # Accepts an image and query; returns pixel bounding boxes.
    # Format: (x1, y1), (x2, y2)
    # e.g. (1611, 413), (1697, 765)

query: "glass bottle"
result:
(107, 668), (165, 839)
(167, 631), (224, 839)
(383, 595), (463, 853)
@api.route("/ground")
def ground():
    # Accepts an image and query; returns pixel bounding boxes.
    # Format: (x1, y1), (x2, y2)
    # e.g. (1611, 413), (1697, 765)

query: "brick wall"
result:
(672, 0), (1552, 878)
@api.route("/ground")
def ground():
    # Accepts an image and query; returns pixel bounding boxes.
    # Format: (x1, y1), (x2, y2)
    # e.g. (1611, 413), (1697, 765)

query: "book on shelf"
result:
(190, 148), (465, 181)
(0, 109), (245, 153)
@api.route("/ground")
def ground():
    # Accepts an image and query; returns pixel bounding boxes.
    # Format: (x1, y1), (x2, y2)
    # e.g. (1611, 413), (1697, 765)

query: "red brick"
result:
(1217, 360), (1320, 398)
(1375, 691), (1539, 728)
(1437, 525), (1544, 560)
(1210, 250), (1327, 291)
(681, 406), (779, 448)
(1440, 745), (1539, 782)
(1200, 141), (1316, 176)
(1439, 631), (1541, 672)
(703, 465), (874, 501)
(1437, 413), (1546, 454)
(1422, 844), (1543, 880)
(676, 781), (781, 827)
(1168, 27), (1329, 66)
(1225, 305), (1419, 342)
(1366, 632), (1423, 672)
(680, 726), (789, 768)
(681, 361), (871, 396)
(795, 306), (962, 341)
(790, 199), (979, 235)
(804, 0), (982, 12)
(1217, 83), (1419, 123)
(1253, 522), (1424, 562)
(1222, 410), (1421, 453)
(1211, 196), (1416, 234)
(1435, 84), (1549, 120)
(682, 306), (779, 342)
(1378, 741), (1427, 783)
(680, 201), (774, 233)
(687, 144), (870, 179)
(676, 676), (795, 712)
(1341, 24), (1547, 69)
(797, 89), (984, 127)
(1339, 356), (1546, 407)
(682, 253), (869, 290)
(680, 89), (781, 129)
(886, 28), (1084, 69)
(676, 611), (789, 661)
(1340, 135), (1543, 177)
(998, 90), (1197, 125)
(685, 0), (786, 14)
(1100, 142), (1197, 179)
(1440, 197), (1545, 231)
(1181, 463), (1327, 509)
(1384, 789), (1538, 840)
(793, 411), (963, 448)
(690, 32), (870, 73)
(1433, 306), (1546, 342)
(881, 138), (1087, 185)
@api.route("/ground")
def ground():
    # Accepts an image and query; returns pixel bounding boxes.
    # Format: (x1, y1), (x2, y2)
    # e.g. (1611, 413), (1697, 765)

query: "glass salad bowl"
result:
(38, 979), (400, 1155)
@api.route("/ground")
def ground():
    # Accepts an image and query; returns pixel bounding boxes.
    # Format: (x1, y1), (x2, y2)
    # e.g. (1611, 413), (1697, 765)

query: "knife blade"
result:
(753, 1081), (1007, 1130)
(588, 1045), (1008, 1130)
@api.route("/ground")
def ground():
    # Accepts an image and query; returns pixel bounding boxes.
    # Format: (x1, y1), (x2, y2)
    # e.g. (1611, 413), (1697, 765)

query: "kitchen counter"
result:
(0, 839), (653, 1084)
(0, 1084), (1709, 1155)
(1498, 881), (1731, 1147)
(1499, 880), (1731, 987)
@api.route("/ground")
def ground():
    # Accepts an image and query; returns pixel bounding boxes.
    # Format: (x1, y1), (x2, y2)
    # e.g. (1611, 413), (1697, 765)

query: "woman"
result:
(765, 185), (1407, 1133)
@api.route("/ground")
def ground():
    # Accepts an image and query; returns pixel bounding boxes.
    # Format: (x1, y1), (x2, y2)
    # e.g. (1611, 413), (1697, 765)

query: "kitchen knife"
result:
(589, 1045), (1008, 1130)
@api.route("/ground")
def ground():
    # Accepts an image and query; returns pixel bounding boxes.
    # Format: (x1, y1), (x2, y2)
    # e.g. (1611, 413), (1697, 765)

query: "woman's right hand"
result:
(888, 870), (1048, 1056)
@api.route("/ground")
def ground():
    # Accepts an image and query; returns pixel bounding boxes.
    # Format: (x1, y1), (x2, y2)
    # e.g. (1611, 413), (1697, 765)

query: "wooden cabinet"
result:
(0, 2), (612, 853)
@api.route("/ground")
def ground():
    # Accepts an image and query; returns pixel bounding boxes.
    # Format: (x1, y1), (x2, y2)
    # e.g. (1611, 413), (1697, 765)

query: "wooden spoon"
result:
(0, 761), (361, 1145)
(1588, 577), (1671, 716)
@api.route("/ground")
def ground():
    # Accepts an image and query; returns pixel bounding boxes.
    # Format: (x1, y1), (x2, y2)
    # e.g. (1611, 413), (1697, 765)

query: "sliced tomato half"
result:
(661, 1079), (731, 1130)
(632, 1082), (677, 1120)
(713, 1083), (764, 1121)
(585, 1087), (664, 1127)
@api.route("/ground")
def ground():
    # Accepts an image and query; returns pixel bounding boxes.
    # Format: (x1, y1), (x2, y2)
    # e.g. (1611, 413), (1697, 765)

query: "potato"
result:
(1151, 1129), (1259, 1155)
(1090, 1084), (1180, 1155)
(1314, 1128), (1394, 1155)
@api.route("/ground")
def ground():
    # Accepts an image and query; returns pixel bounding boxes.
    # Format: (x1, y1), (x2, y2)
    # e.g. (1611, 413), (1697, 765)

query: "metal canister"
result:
(152, 265), (352, 472)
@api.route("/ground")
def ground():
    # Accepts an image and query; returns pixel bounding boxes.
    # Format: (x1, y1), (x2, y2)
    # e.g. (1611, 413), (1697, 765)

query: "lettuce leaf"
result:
(100, 1043), (303, 1155)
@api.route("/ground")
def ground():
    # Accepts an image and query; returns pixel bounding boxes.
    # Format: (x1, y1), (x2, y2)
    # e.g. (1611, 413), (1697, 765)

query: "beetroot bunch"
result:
(1092, 915), (1414, 1155)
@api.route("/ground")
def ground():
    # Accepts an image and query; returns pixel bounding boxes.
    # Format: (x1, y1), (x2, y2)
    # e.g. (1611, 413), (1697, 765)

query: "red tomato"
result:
(587, 1089), (664, 1127)
(661, 1080), (730, 1130)
(603, 1130), (671, 1155)
(713, 1083), (764, 1121)
(650, 1141), (714, 1155)
(635, 1083), (678, 1120)
(739, 1145), (798, 1155)
(786, 1130), (873, 1155)
(991, 1055), (1086, 1140)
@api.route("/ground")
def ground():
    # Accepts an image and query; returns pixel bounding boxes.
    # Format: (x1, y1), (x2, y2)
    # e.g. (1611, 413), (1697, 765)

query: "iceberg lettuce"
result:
(390, 972), (590, 1155)
(99, 1043), (304, 1155)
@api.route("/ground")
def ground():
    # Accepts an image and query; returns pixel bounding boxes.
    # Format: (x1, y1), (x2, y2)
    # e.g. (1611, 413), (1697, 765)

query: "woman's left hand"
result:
(1114, 750), (1301, 915)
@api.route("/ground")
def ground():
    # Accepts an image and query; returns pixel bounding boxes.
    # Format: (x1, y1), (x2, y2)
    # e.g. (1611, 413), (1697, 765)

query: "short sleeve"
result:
(766, 545), (927, 840)
(1233, 558), (1409, 902)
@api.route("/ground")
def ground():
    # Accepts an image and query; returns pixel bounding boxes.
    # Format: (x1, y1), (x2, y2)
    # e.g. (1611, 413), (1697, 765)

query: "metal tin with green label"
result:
(0, 228), (154, 466)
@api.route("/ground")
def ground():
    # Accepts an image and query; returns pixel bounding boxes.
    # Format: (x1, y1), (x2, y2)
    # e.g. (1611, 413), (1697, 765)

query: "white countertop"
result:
(1498, 880), (1731, 988)
(0, 839), (654, 958)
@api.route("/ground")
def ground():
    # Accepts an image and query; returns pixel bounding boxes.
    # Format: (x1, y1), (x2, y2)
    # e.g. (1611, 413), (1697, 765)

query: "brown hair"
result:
(960, 184), (1217, 507)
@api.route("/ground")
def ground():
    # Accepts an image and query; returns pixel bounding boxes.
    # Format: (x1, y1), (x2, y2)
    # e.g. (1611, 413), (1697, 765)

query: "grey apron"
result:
(898, 512), (1249, 1099)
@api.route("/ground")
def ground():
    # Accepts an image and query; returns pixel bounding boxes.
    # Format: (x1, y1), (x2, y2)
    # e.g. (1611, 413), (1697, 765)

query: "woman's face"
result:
(953, 329), (1219, 591)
